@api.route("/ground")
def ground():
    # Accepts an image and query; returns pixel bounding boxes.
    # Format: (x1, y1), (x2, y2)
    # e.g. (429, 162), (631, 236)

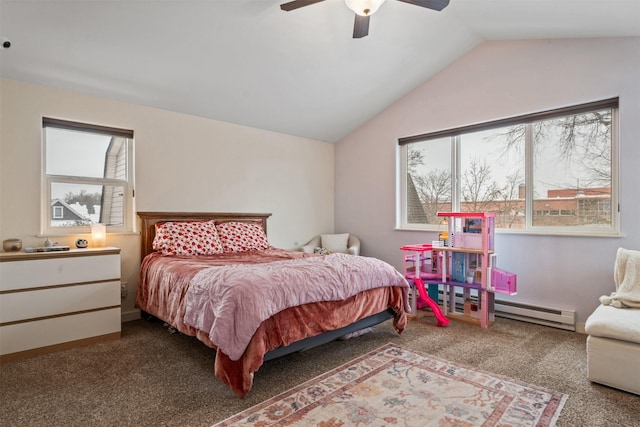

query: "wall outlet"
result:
(121, 281), (128, 299)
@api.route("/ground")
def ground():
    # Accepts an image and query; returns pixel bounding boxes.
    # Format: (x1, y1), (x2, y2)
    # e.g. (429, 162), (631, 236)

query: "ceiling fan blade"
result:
(395, 0), (450, 11)
(353, 14), (370, 38)
(280, 0), (326, 12)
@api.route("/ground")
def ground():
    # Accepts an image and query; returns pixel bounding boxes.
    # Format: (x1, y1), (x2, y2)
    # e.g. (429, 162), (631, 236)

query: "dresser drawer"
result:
(0, 253), (120, 292)
(0, 281), (120, 323)
(0, 308), (121, 355)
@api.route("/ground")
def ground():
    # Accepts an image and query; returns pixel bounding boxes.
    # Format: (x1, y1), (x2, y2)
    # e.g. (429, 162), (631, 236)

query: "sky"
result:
(45, 127), (111, 199)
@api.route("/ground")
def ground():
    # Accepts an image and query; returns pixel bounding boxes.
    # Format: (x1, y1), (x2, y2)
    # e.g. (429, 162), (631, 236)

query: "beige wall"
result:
(0, 78), (335, 320)
(335, 37), (640, 330)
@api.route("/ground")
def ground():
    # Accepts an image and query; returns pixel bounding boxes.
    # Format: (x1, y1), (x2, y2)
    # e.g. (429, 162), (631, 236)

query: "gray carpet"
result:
(1, 316), (638, 427)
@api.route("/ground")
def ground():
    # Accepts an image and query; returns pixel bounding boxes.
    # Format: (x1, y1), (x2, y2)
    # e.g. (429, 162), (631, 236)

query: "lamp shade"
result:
(345, 0), (386, 16)
(91, 223), (106, 247)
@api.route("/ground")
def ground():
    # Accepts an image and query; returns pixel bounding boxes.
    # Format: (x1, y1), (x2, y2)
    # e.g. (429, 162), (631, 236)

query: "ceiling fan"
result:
(280, 0), (450, 39)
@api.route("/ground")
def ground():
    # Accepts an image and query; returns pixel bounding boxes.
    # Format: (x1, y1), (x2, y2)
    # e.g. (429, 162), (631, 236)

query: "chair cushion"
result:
(585, 304), (640, 345)
(321, 233), (349, 254)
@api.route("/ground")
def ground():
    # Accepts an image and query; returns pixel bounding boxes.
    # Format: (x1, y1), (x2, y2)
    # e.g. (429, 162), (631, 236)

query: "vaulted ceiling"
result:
(1, 0), (639, 142)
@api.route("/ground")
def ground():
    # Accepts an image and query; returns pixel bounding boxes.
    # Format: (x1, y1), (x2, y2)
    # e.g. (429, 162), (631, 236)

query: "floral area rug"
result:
(212, 343), (568, 427)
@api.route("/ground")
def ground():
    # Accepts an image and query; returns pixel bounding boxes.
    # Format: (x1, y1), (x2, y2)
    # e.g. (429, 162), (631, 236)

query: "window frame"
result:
(397, 98), (620, 236)
(41, 117), (135, 236)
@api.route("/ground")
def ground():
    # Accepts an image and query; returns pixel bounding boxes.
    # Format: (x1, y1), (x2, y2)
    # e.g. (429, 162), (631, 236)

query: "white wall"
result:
(335, 38), (640, 330)
(0, 78), (335, 320)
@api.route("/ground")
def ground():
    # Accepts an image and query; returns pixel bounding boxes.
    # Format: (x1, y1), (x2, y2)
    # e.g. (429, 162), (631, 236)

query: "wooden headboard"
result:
(137, 211), (272, 260)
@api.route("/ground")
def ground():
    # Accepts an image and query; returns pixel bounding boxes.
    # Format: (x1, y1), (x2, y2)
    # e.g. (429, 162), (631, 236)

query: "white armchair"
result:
(298, 233), (360, 256)
(585, 247), (640, 395)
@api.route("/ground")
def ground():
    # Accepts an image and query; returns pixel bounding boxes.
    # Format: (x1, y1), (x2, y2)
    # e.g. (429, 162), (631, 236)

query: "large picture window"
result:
(42, 118), (134, 234)
(399, 98), (619, 235)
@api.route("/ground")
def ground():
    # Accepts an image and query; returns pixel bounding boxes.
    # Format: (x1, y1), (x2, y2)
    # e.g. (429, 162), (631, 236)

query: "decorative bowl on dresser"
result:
(2, 238), (22, 252)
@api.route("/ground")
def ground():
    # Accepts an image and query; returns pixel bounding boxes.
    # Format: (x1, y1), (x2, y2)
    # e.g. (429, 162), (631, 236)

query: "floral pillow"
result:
(216, 221), (270, 253)
(153, 220), (223, 256)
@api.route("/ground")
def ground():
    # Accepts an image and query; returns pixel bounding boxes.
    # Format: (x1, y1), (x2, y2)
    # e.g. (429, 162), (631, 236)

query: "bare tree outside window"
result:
(460, 126), (525, 228)
(494, 170), (525, 229)
(460, 158), (501, 211)
(64, 189), (102, 215)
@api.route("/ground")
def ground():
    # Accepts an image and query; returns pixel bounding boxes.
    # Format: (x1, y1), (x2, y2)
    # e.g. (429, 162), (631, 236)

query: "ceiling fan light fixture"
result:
(345, 0), (386, 16)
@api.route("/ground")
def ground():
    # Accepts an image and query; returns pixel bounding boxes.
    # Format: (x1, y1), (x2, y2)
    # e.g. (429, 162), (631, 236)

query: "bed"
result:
(135, 212), (409, 397)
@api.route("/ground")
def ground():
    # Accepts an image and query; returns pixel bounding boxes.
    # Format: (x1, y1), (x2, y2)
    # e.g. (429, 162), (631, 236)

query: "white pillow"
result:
(321, 233), (349, 254)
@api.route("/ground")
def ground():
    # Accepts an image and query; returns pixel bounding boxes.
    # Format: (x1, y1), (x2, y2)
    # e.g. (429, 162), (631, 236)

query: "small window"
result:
(42, 118), (134, 234)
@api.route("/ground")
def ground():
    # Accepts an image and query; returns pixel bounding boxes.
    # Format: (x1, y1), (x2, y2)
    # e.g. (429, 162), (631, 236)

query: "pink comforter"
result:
(183, 253), (410, 360)
(136, 248), (409, 396)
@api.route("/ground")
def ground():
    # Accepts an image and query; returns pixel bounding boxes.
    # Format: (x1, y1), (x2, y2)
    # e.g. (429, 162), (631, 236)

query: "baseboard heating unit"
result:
(494, 299), (576, 331)
(440, 291), (576, 331)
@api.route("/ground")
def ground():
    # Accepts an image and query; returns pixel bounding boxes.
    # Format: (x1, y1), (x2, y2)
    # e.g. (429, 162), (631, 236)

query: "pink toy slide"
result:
(412, 277), (449, 327)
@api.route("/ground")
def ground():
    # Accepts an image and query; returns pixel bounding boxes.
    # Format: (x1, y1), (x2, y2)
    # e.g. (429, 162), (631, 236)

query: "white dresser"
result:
(0, 247), (121, 362)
